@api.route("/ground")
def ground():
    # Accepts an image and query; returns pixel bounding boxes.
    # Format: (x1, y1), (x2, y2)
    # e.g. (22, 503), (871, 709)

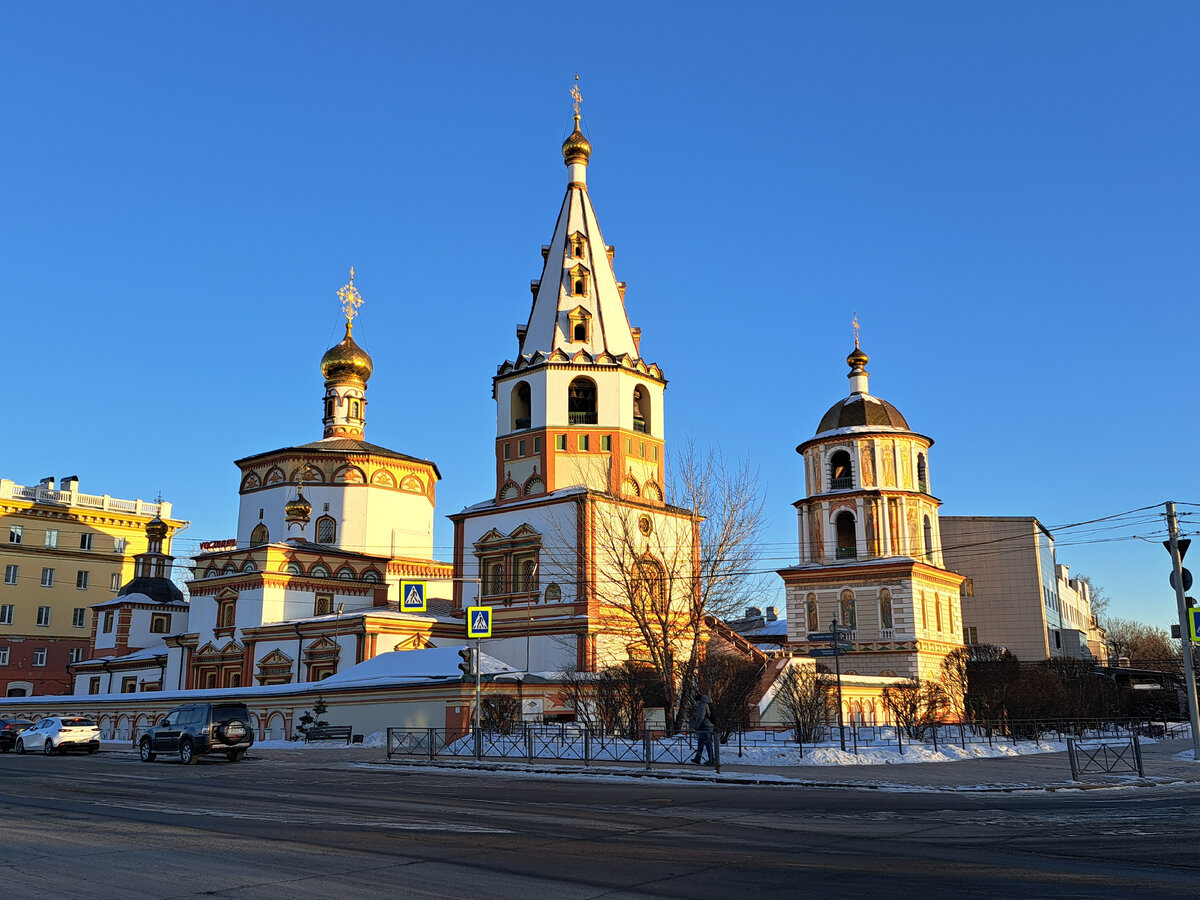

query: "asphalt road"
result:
(1, 747), (1198, 898)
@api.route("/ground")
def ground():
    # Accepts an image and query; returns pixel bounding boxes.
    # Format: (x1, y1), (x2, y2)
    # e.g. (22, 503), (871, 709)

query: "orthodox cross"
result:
(852, 312), (861, 348)
(337, 266), (363, 325)
(570, 74), (582, 116)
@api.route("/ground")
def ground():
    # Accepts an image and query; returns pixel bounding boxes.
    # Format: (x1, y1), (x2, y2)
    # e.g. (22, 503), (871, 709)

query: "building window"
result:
(150, 614), (169, 634)
(923, 516), (934, 563)
(518, 557), (537, 592)
(487, 562), (505, 596)
(935, 593), (943, 632)
(218, 599), (236, 628)
(632, 387), (650, 434)
(963, 626), (978, 646)
(40, 568), (55, 587)
(829, 450), (854, 490)
(37, 606), (51, 627)
(72, 608), (86, 627)
(79, 533), (93, 550)
(45, 529), (59, 548)
(0, 647), (8, 665)
(68, 647), (83, 663)
(9, 524), (23, 544)
(917, 453), (928, 493)
(555, 434), (566, 450)
(113, 538), (126, 553)
(625, 438), (632, 454)
(578, 435), (590, 451)
(920, 591), (928, 630)
(601, 435), (611, 451)
(0, 605), (12, 625)
(567, 377), (598, 425)
(504, 443), (511, 460)
(121, 676), (137, 693)
(103, 610), (114, 633)
(314, 594), (334, 617)
(3, 565), (16, 585)
(835, 512), (857, 560)
(518, 440), (526, 457)
(315, 516), (336, 544)
(76, 570), (89, 590)
(110, 573), (121, 591)
(88, 677), (100, 695)
(533, 437), (541, 453)
(32, 648), (47, 667)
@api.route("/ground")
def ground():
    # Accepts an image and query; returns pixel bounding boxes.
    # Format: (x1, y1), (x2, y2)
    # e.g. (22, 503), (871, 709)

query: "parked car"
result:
(15, 716), (100, 755)
(137, 701), (254, 764)
(0, 717), (35, 752)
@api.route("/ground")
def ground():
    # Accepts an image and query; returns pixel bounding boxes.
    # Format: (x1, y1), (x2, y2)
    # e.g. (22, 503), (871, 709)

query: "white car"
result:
(15, 716), (100, 755)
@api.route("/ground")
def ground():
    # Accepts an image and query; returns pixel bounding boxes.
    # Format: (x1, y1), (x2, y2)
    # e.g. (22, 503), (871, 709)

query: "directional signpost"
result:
(400, 581), (426, 612)
(808, 618), (853, 750)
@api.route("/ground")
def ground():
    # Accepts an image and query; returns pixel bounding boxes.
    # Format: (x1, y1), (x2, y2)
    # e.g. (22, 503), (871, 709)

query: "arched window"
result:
(511, 382), (531, 431)
(324, 397), (334, 419)
(250, 523), (269, 546)
(632, 386), (650, 434)
(361, 569), (381, 583)
(574, 278), (585, 295)
(219, 599), (236, 628)
(310, 564), (330, 579)
(350, 399), (361, 418)
(922, 516), (933, 562)
(241, 561), (256, 573)
(336, 567), (355, 580)
(840, 589), (857, 631)
(633, 559), (666, 616)
(935, 593), (943, 632)
(567, 377), (597, 425)
(829, 450), (853, 490)
(879, 589), (894, 632)
(316, 516), (336, 544)
(573, 322), (587, 340)
(917, 453), (928, 493)
(285, 562), (302, 576)
(488, 563), (505, 596)
(222, 564), (236, 575)
(806, 593), (819, 632)
(520, 558), (537, 593)
(920, 591), (928, 630)
(835, 511), (857, 559)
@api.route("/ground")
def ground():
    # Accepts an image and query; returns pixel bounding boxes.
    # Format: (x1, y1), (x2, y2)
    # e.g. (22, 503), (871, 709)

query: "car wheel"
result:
(139, 738), (157, 762)
(15, 739), (25, 755)
(44, 740), (56, 756)
(87, 744), (98, 755)
(226, 749), (245, 762)
(179, 739), (197, 765)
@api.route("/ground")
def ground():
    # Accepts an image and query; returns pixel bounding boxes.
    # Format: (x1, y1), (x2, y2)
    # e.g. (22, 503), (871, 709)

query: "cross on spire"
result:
(852, 312), (861, 349)
(570, 73), (582, 116)
(337, 267), (363, 328)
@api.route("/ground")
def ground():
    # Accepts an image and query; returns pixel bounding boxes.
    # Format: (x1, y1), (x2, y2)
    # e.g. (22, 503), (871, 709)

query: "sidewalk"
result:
(249, 737), (1200, 794)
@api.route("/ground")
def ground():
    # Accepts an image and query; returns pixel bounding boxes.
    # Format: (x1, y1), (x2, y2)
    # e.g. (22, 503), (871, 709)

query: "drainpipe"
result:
(102, 661), (114, 694)
(294, 623), (304, 684)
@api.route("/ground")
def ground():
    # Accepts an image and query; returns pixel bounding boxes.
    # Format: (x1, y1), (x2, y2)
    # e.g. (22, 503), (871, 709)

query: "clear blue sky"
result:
(2, 3), (1196, 626)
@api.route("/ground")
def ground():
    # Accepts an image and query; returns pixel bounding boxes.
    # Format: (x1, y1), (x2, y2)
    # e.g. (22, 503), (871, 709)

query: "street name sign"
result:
(467, 606), (493, 638)
(400, 581), (426, 612)
(809, 648), (842, 658)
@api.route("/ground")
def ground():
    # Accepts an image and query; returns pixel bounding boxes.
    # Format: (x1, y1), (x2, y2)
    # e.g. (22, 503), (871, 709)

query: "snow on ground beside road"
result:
(728, 740), (1069, 766)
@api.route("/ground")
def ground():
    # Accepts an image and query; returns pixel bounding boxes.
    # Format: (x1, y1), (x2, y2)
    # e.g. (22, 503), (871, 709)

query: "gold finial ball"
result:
(321, 325), (374, 382)
(562, 116), (592, 166)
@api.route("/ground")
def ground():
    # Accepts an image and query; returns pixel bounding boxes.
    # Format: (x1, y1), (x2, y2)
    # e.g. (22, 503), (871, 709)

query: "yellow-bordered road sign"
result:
(1189, 607), (1200, 642)
(400, 581), (426, 612)
(467, 606), (492, 638)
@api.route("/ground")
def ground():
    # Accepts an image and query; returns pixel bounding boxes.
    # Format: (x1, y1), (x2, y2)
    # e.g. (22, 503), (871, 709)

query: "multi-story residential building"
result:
(941, 516), (1100, 663)
(0, 477), (185, 696)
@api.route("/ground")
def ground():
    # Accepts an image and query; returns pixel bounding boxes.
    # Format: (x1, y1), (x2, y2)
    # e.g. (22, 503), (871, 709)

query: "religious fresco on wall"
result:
(900, 450), (913, 489)
(888, 498), (902, 553)
(865, 502), (877, 556)
(806, 594), (819, 631)
(881, 440), (895, 486)
(809, 514), (822, 563)
(840, 589), (857, 630)
(860, 444), (875, 487)
(879, 589), (894, 631)
(907, 506), (920, 551)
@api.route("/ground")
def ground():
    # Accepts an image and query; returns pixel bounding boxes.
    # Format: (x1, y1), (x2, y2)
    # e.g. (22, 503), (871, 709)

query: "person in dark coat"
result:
(691, 693), (715, 765)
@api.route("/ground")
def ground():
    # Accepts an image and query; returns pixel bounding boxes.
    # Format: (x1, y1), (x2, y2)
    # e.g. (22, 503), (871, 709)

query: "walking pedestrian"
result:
(691, 693), (715, 766)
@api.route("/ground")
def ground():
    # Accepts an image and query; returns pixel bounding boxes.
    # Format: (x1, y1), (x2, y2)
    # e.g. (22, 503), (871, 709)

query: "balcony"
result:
(633, 418), (648, 434)
(514, 417), (531, 430)
(829, 476), (853, 490)
(568, 411), (597, 425)
(835, 546), (858, 560)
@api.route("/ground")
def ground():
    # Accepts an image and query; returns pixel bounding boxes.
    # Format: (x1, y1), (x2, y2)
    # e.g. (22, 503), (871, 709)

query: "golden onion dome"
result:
(562, 114), (592, 166)
(145, 515), (168, 540)
(320, 322), (374, 382)
(284, 489), (312, 525)
(847, 345), (869, 368)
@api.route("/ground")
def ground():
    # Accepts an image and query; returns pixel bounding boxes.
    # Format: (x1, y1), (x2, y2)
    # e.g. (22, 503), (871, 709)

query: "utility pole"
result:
(831, 617), (846, 752)
(1166, 501), (1200, 761)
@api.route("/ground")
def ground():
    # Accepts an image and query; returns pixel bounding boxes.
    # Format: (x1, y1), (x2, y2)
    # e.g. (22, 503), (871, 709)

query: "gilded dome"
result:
(562, 114), (592, 166)
(321, 322), (373, 382)
(145, 515), (168, 541)
(847, 345), (869, 367)
(284, 489), (312, 525)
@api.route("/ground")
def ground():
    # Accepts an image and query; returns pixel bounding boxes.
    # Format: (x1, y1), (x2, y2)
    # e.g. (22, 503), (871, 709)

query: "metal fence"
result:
(1067, 735), (1144, 779)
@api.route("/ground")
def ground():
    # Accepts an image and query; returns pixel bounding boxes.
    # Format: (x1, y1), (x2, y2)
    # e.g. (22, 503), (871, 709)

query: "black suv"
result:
(0, 718), (34, 752)
(137, 702), (254, 764)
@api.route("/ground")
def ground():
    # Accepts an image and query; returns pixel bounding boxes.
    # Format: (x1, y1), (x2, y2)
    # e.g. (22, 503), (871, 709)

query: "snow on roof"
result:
(318, 646), (517, 687)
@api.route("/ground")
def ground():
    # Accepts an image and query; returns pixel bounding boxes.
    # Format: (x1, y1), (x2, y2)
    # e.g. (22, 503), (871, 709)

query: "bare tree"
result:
(882, 678), (946, 740)
(1102, 617), (1180, 674)
(698, 646), (764, 740)
(1073, 574), (1110, 620)
(774, 663), (833, 742)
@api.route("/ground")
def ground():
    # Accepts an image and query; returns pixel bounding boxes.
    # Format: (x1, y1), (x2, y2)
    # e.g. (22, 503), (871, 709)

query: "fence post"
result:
(474, 726), (482, 761)
(714, 733), (721, 775)
(852, 724), (858, 755)
(584, 729), (590, 767)
(958, 722), (965, 749)
(643, 728), (652, 771)
(738, 728), (743, 758)
(1133, 734), (1144, 777)
(932, 724), (938, 753)
(1067, 738), (1079, 780)
(428, 728), (436, 762)
(897, 726), (903, 755)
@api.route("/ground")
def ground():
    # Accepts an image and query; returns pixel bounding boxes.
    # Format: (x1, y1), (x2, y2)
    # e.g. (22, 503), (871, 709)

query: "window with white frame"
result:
(113, 537), (126, 553)
(40, 568), (55, 587)
(110, 573), (121, 591)
(79, 533), (93, 550)
(45, 529), (59, 548)
(72, 608), (86, 627)
(0, 605), (12, 625)
(76, 570), (89, 590)
(68, 648), (83, 663)
(103, 611), (115, 633)
(963, 626), (978, 645)
(150, 613), (169, 634)
(3, 565), (16, 585)
(37, 606), (51, 626)
(0, 647), (8, 665)
(32, 648), (47, 666)
(9, 524), (23, 544)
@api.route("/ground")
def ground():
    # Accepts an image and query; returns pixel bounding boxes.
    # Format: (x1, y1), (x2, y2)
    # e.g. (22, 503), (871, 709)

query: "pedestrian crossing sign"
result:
(400, 581), (426, 612)
(1189, 607), (1200, 642)
(467, 605), (492, 638)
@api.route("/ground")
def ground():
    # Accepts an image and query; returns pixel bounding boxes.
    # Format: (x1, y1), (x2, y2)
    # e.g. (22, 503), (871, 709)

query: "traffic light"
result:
(458, 647), (474, 678)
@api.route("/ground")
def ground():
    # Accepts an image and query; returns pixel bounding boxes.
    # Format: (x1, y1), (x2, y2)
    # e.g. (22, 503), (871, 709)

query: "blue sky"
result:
(2, 3), (1196, 626)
